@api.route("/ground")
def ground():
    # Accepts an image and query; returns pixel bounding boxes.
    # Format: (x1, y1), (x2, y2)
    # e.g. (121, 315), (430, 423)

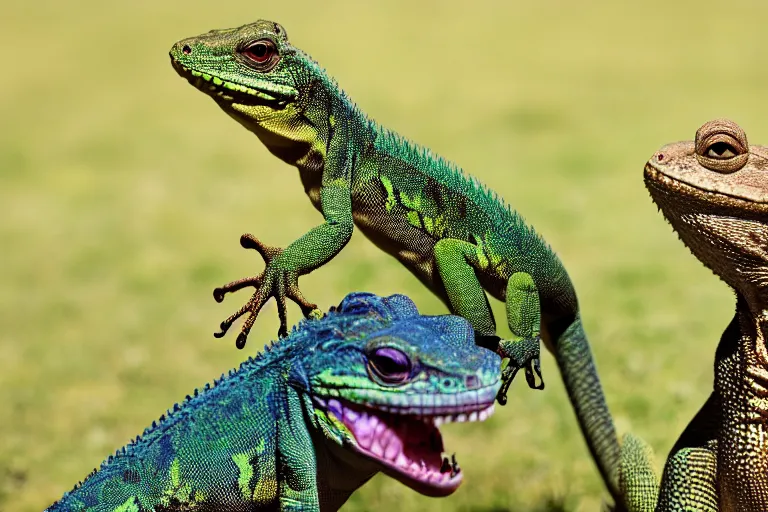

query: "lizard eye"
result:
(368, 347), (412, 385)
(706, 141), (737, 160)
(694, 119), (749, 173)
(241, 39), (279, 71)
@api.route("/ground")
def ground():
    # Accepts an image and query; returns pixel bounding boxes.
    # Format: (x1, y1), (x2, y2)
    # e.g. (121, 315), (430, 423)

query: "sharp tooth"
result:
(380, 427), (393, 449)
(420, 460), (426, 473)
(457, 414), (467, 423)
(468, 411), (478, 422)
(396, 452), (409, 468)
(478, 409), (488, 421)
(385, 441), (400, 461)
(409, 461), (420, 474)
(371, 439), (384, 457)
(345, 408), (359, 422)
(433, 416), (443, 427)
(451, 453), (460, 476)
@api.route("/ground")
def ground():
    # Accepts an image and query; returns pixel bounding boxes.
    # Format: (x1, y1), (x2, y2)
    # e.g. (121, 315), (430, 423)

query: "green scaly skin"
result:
(46, 292), (500, 512)
(619, 119), (768, 511)
(168, 20), (621, 503)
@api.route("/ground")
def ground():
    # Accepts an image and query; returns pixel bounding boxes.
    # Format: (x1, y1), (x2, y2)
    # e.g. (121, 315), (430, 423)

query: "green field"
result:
(2, 1), (766, 510)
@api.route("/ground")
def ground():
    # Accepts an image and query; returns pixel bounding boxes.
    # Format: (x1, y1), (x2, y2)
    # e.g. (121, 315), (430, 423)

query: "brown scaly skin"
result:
(619, 119), (768, 511)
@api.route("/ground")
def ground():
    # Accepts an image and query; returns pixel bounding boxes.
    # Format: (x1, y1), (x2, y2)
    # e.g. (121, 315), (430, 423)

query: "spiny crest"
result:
(308, 55), (547, 247)
(294, 48), (346, 101)
(296, 43), (549, 251)
(52, 298), (394, 502)
(375, 124), (543, 237)
(99, 306), (348, 462)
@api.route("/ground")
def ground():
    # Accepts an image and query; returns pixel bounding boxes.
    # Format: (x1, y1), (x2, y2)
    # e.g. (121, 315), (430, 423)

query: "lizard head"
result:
(304, 293), (500, 497)
(169, 21), (325, 130)
(644, 118), (768, 299)
(170, 20), (298, 111)
(169, 20), (337, 167)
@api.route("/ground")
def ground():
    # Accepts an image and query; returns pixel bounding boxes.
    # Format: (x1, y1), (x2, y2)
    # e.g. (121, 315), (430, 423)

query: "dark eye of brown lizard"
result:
(706, 141), (737, 160)
(694, 119), (749, 173)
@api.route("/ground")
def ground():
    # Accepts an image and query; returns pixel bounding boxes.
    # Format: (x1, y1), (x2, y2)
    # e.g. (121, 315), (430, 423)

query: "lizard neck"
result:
(733, 302), (768, 414)
(312, 426), (379, 509)
(222, 74), (372, 203)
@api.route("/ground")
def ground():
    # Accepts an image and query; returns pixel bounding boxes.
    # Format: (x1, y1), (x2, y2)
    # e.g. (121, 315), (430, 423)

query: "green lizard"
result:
(45, 292), (500, 511)
(168, 20), (621, 501)
(619, 119), (768, 511)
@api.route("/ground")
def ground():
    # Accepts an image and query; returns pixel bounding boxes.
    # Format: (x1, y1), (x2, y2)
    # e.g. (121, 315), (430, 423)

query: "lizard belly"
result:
(351, 204), (445, 298)
(718, 351), (768, 511)
(350, 207), (510, 309)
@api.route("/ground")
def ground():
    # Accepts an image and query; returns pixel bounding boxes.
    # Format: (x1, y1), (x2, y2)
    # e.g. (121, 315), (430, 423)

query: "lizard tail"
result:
(552, 314), (622, 507)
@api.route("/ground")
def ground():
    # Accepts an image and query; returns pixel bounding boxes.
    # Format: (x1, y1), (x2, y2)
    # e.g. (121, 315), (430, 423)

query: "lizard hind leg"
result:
(212, 233), (320, 348)
(433, 239), (542, 404)
(496, 271), (544, 405)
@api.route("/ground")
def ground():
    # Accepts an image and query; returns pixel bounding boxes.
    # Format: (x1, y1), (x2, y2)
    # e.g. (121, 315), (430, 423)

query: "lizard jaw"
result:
(169, 56), (297, 107)
(317, 397), (496, 497)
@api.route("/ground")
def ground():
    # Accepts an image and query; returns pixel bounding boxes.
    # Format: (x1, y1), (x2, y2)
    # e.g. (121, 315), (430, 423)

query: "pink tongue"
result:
(342, 405), (443, 471)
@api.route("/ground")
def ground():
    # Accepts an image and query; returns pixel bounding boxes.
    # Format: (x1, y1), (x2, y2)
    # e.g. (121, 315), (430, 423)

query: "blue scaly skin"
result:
(46, 292), (500, 511)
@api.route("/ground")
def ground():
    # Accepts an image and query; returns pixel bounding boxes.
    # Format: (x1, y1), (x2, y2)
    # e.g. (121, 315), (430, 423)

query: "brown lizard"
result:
(618, 118), (768, 511)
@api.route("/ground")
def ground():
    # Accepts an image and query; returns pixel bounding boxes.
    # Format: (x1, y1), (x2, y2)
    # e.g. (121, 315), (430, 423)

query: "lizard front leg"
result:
(433, 239), (542, 404)
(275, 393), (322, 512)
(214, 184), (354, 348)
(618, 393), (720, 512)
(277, 443), (321, 512)
(655, 392), (720, 512)
(619, 440), (718, 512)
(618, 433), (659, 512)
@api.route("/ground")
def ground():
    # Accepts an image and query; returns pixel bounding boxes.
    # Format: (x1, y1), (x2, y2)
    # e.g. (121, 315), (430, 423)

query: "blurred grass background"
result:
(2, 0), (767, 510)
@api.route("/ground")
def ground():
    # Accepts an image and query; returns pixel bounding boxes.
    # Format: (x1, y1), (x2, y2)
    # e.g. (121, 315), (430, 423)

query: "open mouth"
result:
(315, 394), (496, 497)
(170, 57), (294, 106)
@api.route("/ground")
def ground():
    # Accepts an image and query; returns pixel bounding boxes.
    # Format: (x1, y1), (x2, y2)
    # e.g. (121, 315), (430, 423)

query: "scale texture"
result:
(167, 20), (622, 503)
(619, 119), (768, 511)
(46, 292), (500, 511)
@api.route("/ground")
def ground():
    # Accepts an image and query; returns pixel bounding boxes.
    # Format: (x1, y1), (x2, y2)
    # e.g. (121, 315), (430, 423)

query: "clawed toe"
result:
(495, 336), (545, 405)
(212, 233), (319, 349)
(525, 358), (544, 390)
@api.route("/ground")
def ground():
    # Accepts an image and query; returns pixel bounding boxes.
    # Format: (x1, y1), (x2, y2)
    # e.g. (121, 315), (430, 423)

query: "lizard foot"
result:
(495, 336), (544, 405)
(213, 233), (320, 349)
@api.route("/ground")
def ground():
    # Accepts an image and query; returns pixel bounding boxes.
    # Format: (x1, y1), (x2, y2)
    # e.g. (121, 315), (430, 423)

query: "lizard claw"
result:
(525, 357), (544, 390)
(494, 335), (544, 405)
(213, 233), (318, 349)
(496, 364), (520, 406)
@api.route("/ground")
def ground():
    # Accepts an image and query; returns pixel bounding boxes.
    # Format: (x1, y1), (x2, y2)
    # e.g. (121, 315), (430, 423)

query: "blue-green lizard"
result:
(46, 292), (500, 511)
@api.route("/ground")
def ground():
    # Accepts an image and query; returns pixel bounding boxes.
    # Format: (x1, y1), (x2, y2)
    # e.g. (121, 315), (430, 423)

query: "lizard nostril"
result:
(657, 153), (664, 161)
(182, 44), (192, 55)
(465, 375), (479, 390)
